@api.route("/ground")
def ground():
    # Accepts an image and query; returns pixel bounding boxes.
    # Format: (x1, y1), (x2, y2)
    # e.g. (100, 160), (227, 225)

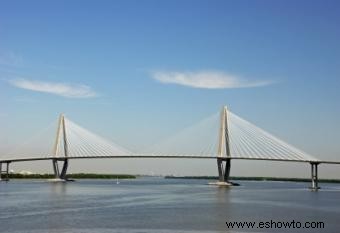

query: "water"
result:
(1, 178), (340, 233)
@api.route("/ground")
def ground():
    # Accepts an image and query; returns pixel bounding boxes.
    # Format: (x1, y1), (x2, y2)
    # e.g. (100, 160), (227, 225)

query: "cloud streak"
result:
(151, 71), (273, 89)
(8, 79), (96, 98)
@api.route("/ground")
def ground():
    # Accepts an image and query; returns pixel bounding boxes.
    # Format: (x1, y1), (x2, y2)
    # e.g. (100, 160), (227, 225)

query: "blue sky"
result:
(1, 0), (340, 177)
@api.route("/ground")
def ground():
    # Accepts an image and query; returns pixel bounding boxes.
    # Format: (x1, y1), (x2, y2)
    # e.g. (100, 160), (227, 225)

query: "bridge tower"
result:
(52, 114), (69, 181)
(216, 106), (233, 186)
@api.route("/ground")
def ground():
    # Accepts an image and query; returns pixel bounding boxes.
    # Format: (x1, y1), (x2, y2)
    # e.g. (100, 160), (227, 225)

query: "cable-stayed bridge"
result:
(1, 106), (339, 190)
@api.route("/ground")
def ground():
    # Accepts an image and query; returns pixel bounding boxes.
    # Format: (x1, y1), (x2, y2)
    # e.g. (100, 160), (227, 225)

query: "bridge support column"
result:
(59, 159), (69, 180)
(310, 162), (320, 190)
(52, 159), (69, 181)
(217, 158), (231, 182)
(0, 162), (10, 182)
(224, 158), (231, 182)
(217, 159), (223, 181)
(52, 159), (60, 179)
(215, 158), (234, 186)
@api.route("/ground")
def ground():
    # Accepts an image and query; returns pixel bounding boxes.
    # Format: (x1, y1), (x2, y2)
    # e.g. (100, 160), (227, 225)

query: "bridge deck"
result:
(1, 155), (339, 164)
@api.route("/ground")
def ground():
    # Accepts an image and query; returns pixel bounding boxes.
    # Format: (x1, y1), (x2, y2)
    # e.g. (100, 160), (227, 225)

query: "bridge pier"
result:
(52, 159), (60, 179)
(217, 158), (231, 182)
(212, 158), (234, 186)
(51, 159), (69, 181)
(310, 162), (320, 190)
(0, 162), (10, 181)
(60, 159), (69, 180)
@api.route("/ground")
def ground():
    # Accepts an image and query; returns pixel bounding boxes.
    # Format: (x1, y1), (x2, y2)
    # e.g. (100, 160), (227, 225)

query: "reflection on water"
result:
(0, 178), (340, 233)
(49, 182), (67, 195)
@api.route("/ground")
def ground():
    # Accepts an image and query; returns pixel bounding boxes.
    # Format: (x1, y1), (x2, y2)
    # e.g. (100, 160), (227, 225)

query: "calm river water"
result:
(0, 178), (340, 233)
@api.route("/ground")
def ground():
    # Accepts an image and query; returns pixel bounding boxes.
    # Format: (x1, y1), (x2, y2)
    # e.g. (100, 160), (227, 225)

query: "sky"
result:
(1, 0), (340, 178)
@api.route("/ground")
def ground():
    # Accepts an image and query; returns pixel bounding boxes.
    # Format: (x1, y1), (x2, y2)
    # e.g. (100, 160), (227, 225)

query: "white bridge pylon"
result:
(1, 106), (321, 188)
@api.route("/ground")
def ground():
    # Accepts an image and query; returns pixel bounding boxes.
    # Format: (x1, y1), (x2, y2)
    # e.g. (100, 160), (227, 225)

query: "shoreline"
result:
(6, 173), (136, 179)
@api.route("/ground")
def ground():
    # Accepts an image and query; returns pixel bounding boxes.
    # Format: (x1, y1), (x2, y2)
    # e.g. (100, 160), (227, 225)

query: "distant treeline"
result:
(6, 173), (136, 179)
(66, 173), (136, 179)
(165, 176), (340, 183)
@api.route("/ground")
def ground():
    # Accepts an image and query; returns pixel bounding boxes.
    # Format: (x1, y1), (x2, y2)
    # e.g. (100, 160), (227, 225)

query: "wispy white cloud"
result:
(8, 79), (96, 98)
(151, 70), (274, 89)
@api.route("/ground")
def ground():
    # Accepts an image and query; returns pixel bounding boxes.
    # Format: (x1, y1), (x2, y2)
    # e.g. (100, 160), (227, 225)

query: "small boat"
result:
(116, 177), (120, 184)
